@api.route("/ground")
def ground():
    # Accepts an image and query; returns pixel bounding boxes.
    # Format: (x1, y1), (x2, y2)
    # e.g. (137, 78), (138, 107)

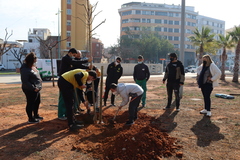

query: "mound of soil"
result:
(73, 109), (182, 159)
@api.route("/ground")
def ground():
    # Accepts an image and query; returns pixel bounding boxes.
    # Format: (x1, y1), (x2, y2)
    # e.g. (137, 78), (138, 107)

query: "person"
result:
(58, 69), (97, 131)
(57, 48), (92, 120)
(20, 52), (43, 123)
(73, 50), (92, 113)
(110, 83), (143, 125)
(85, 66), (101, 113)
(197, 55), (221, 117)
(162, 53), (185, 111)
(133, 55), (150, 107)
(103, 57), (123, 106)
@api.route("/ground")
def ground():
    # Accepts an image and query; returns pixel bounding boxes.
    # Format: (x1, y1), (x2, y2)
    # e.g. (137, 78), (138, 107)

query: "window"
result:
(174, 21), (180, 25)
(96, 44), (99, 47)
(67, 31), (71, 37)
(155, 27), (161, 31)
(174, 44), (179, 48)
(164, 28), (168, 32)
(122, 27), (129, 31)
(155, 19), (161, 23)
(174, 28), (179, 33)
(136, 10), (141, 14)
(67, 42), (71, 47)
(174, 36), (179, 41)
(169, 20), (173, 25)
(122, 19), (128, 23)
(142, 19), (146, 23)
(169, 13), (173, 17)
(168, 36), (173, 40)
(122, 10), (132, 16)
(67, 9), (71, 15)
(67, 21), (71, 26)
(155, 11), (167, 16)
(29, 39), (33, 43)
(168, 28), (173, 32)
(133, 19), (140, 22)
(164, 20), (168, 24)
(67, 0), (71, 4)
(147, 19), (151, 23)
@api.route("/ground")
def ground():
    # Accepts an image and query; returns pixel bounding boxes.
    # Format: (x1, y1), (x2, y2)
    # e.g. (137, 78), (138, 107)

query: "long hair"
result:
(24, 52), (36, 68)
(202, 55), (212, 66)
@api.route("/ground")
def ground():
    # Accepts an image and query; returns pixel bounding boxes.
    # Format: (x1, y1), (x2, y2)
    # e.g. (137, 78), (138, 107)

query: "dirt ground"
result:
(0, 75), (240, 160)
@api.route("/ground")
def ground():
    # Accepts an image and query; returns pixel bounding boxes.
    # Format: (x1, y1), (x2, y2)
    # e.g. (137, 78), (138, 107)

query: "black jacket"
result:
(133, 63), (150, 81)
(163, 60), (185, 84)
(58, 54), (89, 76)
(20, 63), (42, 91)
(106, 62), (123, 84)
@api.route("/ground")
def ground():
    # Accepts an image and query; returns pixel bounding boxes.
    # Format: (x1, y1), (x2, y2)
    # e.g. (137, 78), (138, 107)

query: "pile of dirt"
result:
(73, 110), (183, 159)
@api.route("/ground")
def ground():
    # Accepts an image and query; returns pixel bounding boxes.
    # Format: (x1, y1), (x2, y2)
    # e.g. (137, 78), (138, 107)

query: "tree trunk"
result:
(220, 48), (227, 81)
(232, 41), (240, 82)
(198, 44), (204, 66)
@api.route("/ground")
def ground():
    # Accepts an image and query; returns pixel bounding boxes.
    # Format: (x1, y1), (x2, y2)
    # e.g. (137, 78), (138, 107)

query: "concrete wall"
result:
(94, 63), (163, 76)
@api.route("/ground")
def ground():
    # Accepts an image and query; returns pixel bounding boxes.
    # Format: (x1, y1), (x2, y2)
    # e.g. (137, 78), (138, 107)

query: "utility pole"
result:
(180, 0), (185, 65)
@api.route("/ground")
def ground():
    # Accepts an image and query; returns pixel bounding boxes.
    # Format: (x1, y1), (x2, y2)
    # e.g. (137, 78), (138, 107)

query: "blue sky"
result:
(0, 0), (239, 47)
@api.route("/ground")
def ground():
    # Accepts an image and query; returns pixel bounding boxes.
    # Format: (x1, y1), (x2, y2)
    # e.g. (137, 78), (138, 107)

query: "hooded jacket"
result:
(116, 83), (143, 107)
(20, 63), (42, 91)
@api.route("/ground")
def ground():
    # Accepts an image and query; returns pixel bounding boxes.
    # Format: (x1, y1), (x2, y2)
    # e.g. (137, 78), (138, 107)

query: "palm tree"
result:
(189, 26), (215, 66)
(217, 34), (234, 81)
(229, 26), (240, 82)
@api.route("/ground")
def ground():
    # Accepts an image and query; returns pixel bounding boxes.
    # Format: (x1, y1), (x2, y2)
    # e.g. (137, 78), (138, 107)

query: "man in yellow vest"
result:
(58, 69), (97, 131)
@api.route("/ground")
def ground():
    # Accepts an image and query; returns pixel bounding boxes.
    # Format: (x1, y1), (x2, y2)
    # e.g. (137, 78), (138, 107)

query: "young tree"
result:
(37, 36), (68, 86)
(10, 48), (24, 66)
(217, 34), (234, 81)
(189, 26), (215, 66)
(76, 0), (106, 123)
(0, 28), (13, 62)
(229, 26), (240, 82)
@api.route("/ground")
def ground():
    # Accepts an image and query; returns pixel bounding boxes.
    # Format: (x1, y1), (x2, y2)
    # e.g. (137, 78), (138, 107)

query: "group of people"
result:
(20, 49), (221, 131)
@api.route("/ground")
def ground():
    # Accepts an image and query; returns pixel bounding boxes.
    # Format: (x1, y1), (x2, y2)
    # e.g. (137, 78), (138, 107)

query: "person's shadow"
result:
(191, 116), (225, 147)
(155, 107), (179, 133)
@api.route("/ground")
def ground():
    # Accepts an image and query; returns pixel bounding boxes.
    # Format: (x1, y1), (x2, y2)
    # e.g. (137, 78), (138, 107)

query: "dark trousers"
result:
(201, 83), (213, 111)
(166, 82), (180, 108)
(58, 76), (75, 126)
(128, 94), (142, 122)
(103, 83), (115, 104)
(22, 89), (41, 120)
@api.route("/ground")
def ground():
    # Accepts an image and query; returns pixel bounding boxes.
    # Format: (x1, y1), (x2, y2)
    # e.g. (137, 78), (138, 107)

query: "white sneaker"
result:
(200, 109), (207, 114)
(206, 111), (211, 117)
(176, 108), (180, 112)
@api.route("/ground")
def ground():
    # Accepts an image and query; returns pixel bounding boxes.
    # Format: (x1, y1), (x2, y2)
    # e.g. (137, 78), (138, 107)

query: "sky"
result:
(0, 0), (240, 48)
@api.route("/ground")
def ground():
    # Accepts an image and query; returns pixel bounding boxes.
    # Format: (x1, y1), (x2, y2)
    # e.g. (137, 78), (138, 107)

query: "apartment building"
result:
(118, 2), (225, 66)
(61, 0), (90, 53)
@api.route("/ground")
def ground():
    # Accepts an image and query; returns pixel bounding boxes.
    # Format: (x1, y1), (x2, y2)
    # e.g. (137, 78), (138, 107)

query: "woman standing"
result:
(197, 55), (221, 117)
(20, 52), (43, 123)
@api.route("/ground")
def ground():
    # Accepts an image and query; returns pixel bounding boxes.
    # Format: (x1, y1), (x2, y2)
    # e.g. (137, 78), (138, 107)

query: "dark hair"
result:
(68, 48), (77, 54)
(116, 57), (122, 62)
(88, 70), (97, 79)
(138, 55), (143, 59)
(168, 53), (177, 58)
(24, 52), (36, 68)
(110, 83), (117, 89)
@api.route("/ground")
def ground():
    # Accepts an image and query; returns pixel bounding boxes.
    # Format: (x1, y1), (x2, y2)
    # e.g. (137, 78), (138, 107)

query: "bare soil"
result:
(0, 76), (240, 160)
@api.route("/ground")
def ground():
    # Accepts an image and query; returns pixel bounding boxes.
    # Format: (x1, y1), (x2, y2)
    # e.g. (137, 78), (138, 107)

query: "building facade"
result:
(61, 0), (90, 53)
(91, 37), (104, 63)
(118, 2), (225, 66)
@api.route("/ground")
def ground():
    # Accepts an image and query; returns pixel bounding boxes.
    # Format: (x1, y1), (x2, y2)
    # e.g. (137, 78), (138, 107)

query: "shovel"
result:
(109, 107), (120, 124)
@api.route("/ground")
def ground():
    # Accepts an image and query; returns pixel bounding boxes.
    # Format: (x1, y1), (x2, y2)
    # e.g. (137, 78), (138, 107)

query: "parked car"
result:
(0, 64), (6, 71)
(189, 66), (197, 73)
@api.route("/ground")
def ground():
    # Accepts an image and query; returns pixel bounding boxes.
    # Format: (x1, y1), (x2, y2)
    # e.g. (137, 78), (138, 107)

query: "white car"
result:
(189, 66), (197, 73)
(0, 64), (6, 71)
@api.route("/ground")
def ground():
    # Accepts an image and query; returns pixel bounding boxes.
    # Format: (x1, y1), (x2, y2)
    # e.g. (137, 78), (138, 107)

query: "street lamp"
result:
(56, 9), (62, 59)
(180, 0), (185, 65)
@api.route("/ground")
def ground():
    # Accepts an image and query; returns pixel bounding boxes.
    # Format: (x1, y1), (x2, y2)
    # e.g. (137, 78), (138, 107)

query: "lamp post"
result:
(180, 0), (185, 65)
(56, 9), (62, 59)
